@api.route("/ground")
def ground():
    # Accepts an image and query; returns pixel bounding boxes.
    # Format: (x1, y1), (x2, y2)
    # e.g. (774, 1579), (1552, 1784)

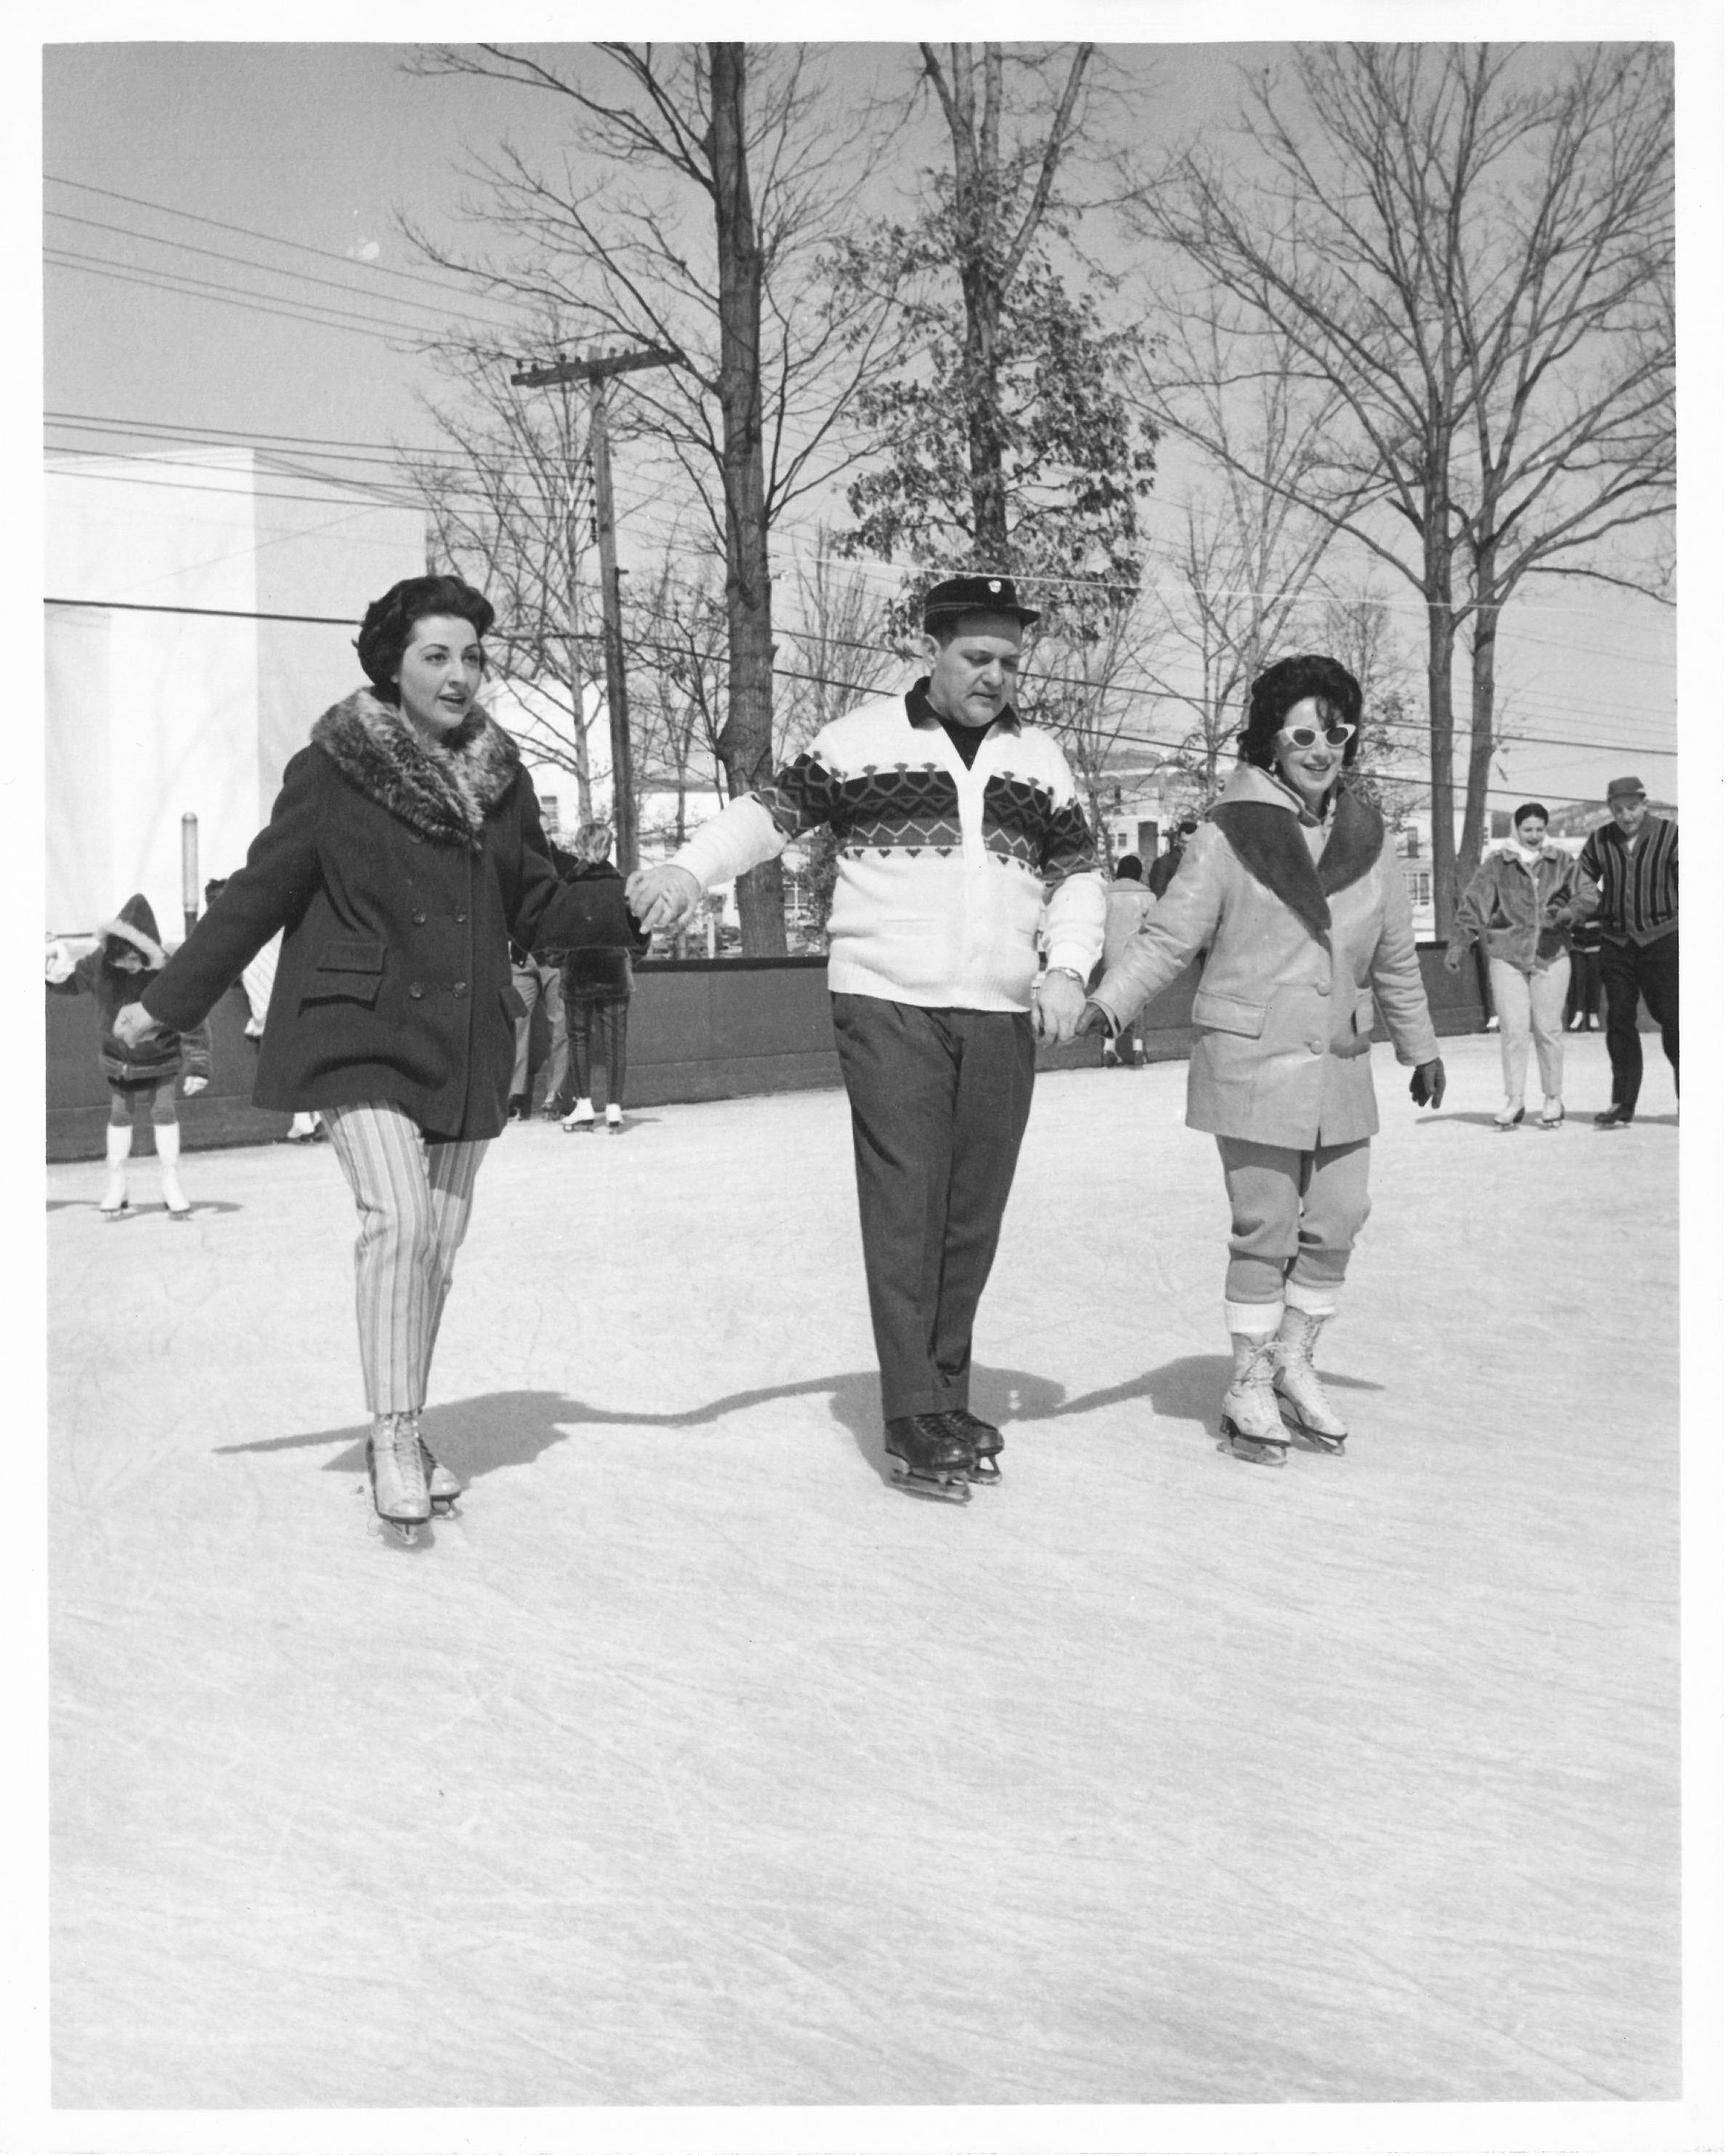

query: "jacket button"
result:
(1308, 1040), (1323, 1054)
(408, 982), (424, 1000)
(454, 911), (468, 923)
(412, 910), (427, 925)
(1316, 981), (1329, 995)
(453, 981), (469, 998)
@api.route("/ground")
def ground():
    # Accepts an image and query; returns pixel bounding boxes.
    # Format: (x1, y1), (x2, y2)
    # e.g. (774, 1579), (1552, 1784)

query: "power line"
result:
(45, 208), (526, 336)
(44, 173), (524, 311)
(46, 252), (425, 350)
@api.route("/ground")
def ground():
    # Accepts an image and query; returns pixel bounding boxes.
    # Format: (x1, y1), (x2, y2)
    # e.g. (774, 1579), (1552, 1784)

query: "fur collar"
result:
(310, 689), (522, 852)
(1207, 770), (1386, 949)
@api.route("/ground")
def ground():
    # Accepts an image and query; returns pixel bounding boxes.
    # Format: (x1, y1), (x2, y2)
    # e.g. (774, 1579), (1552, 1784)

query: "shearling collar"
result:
(1206, 764), (1385, 949)
(310, 689), (522, 853)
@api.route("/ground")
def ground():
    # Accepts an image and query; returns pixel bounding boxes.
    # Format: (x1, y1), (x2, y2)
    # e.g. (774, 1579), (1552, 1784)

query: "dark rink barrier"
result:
(46, 946), (1492, 1161)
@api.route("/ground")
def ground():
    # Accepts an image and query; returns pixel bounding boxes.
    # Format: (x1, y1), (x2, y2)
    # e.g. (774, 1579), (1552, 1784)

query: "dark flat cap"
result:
(1605, 774), (1647, 801)
(922, 573), (1040, 630)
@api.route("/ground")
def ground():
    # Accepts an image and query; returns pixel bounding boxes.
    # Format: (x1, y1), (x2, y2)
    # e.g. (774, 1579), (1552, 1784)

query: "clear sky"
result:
(39, 35), (1684, 815)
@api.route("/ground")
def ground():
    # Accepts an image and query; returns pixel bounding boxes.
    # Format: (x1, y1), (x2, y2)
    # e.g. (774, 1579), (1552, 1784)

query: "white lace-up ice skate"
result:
(367, 1414), (432, 1542)
(1270, 1308), (1349, 1454)
(1220, 1334), (1289, 1467)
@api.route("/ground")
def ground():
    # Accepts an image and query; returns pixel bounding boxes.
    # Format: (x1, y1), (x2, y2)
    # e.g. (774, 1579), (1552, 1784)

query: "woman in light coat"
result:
(1443, 803), (1596, 1130)
(1081, 654), (1446, 1467)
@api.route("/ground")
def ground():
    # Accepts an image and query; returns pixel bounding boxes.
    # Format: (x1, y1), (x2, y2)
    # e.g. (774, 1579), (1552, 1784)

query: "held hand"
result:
(1031, 968), (1087, 1046)
(1442, 949), (1462, 974)
(625, 862), (702, 934)
(1076, 1000), (1112, 1040)
(182, 1075), (207, 1097)
(113, 1002), (165, 1052)
(1409, 1058), (1446, 1109)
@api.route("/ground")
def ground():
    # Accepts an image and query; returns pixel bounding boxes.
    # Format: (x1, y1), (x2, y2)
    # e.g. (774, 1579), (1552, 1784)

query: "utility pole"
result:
(511, 343), (681, 872)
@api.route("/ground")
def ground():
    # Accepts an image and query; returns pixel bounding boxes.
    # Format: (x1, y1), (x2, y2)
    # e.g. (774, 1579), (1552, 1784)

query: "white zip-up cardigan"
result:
(672, 691), (1107, 1010)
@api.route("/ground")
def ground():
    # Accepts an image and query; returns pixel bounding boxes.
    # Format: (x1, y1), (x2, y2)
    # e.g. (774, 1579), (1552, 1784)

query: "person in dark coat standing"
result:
(46, 892), (211, 1219)
(1574, 774), (1679, 1127)
(556, 821), (648, 1134)
(115, 574), (594, 1540)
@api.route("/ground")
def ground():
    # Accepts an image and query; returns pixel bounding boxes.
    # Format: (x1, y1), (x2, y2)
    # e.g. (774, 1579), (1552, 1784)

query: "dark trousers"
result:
(1564, 947), (1602, 1028)
(830, 994), (1037, 1423)
(566, 996), (629, 1111)
(1600, 933), (1679, 1110)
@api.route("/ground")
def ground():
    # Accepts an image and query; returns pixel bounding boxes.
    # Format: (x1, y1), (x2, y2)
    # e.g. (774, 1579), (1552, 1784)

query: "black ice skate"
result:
(940, 1408), (1005, 1485)
(883, 1414), (974, 1504)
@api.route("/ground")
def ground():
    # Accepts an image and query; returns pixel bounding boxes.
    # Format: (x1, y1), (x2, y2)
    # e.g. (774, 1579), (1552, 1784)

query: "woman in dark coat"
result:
(557, 820), (647, 1133)
(116, 574), (592, 1540)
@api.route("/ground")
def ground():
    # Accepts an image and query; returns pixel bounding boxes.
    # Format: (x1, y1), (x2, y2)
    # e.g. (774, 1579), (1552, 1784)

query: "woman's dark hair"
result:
(1239, 654), (1363, 771)
(1114, 855), (1144, 882)
(355, 575), (495, 700)
(1512, 802), (1549, 828)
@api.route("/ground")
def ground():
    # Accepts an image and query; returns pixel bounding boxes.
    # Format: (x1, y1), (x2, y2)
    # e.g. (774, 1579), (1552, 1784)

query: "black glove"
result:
(1409, 1058), (1446, 1109)
(1077, 1000), (1111, 1040)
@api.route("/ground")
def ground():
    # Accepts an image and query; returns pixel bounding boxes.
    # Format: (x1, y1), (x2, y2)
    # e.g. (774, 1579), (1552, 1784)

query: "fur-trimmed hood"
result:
(1204, 764), (1386, 951)
(99, 892), (167, 968)
(310, 688), (523, 853)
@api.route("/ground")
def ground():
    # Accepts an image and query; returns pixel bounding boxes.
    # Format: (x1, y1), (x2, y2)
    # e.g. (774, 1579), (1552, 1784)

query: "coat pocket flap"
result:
(316, 939), (386, 975)
(1191, 989), (1267, 1037)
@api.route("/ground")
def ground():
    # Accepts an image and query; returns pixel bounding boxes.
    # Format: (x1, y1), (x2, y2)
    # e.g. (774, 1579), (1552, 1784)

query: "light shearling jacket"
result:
(1446, 842), (1597, 974)
(1090, 766), (1439, 1150)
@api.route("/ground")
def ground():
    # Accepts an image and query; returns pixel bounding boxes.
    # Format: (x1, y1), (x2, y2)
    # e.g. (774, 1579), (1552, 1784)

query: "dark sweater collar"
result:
(906, 678), (1021, 737)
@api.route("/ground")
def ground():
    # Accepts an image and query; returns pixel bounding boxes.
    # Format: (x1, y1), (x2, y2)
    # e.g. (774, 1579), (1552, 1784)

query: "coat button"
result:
(1308, 1040), (1323, 1054)
(412, 910), (427, 925)
(408, 982), (424, 1000)
(1316, 981), (1329, 995)
(453, 981), (469, 998)
(454, 911), (468, 923)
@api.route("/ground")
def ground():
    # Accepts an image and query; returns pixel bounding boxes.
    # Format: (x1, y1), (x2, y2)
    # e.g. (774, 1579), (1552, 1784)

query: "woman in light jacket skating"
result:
(1443, 803), (1597, 1130)
(1079, 654), (1446, 1467)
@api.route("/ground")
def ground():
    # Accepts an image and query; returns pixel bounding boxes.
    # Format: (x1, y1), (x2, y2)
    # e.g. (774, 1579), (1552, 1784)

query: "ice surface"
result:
(45, 1037), (1681, 2110)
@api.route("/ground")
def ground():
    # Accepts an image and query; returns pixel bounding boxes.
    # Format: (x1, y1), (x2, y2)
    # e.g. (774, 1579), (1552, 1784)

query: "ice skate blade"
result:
(966, 1456), (1002, 1486)
(1218, 1416), (1288, 1467)
(1284, 1424), (1347, 1455)
(100, 1203), (129, 1222)
(429, 1495), (459, 1516)
(889, 1464), (971, 1504)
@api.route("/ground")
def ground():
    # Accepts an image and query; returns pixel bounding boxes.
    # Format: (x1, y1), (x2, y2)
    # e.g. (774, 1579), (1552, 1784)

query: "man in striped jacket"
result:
(1576, 775), (1678, 1127)
(628, 574), (1106, 1502)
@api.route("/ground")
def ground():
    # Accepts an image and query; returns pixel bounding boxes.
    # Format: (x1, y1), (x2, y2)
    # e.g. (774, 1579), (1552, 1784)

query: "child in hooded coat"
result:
(46, 893), (211, 1217)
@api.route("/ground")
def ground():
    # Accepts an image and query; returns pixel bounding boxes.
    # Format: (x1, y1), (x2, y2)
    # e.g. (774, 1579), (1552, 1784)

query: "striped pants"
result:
(322, 1102), (490, 1414)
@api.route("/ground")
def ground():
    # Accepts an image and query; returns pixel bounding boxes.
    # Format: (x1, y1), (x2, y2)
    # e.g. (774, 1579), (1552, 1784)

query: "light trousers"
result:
(1487, 952), (1570, 1103)
(1216, 1135), (1373, 1309)
(510, 957), (569, 1105)
(322, 1101), (490, 1414)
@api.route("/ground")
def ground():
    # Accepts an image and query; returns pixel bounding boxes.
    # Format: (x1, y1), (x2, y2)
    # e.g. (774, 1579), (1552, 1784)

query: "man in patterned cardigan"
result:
(628, 574), (1106, 1502)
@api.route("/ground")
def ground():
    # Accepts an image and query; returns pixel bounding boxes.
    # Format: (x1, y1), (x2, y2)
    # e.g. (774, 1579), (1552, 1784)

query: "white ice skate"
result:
(1220, 1334), (1289, 1467)
(368, 1414), (432, 1542)
(1270, 1308), (1348, 1454)
(156, 1122), (192, 1218)
(402, 1412), (461, 1515)
(100, 1126), (131, 1220)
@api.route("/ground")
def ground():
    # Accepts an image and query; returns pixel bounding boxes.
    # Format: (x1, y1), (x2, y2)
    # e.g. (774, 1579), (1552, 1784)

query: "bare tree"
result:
(1140, 336), (1346, 797)
(404, 41), (906, 952)
(623, 539), (731, 852)
(406, 330), (602, 814)
(1130, 41), (1674, 917)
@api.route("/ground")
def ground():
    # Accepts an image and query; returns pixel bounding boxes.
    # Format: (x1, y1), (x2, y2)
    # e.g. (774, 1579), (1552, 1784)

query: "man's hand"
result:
(182, 1075), (207, 1096)
(1408, 1057), (1446, 1109)
(625, 862), (703, 934)
(1031, 967), (1087, 1045)
(1077, 1000), (1111, 1040)
(113, 1002), (164, 1052)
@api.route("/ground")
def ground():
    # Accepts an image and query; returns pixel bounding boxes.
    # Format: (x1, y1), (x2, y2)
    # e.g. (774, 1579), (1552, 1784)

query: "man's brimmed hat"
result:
(1605, 774), (1647, 802)
(922, 573), (1040, 631)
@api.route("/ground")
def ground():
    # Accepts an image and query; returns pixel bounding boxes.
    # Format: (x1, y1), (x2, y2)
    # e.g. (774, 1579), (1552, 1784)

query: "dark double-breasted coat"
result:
(144, 689), (591, 1141)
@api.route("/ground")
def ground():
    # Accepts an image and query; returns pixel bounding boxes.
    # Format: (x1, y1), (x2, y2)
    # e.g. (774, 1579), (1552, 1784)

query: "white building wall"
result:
(45, 451), (425, 931)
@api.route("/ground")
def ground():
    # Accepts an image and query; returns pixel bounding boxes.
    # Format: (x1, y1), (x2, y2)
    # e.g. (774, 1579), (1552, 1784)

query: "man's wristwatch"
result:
(1043, 966), (1086, 987)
